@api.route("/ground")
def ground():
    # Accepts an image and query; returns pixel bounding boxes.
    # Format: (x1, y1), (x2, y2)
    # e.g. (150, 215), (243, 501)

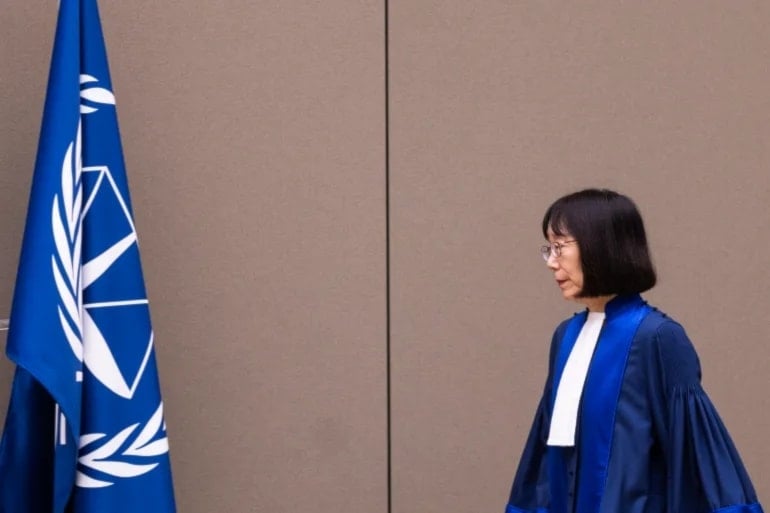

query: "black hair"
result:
(541, 188), (656, 297)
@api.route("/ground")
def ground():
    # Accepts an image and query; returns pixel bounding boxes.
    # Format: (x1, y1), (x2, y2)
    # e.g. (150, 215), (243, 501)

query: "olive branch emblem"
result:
(80, 74), (115, 114)
(51, 123), (84, 368)
(76, 402), (170, 488)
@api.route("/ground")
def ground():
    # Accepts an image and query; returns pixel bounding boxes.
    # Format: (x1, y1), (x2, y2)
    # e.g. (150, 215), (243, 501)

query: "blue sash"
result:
(548, 295), (652, 513)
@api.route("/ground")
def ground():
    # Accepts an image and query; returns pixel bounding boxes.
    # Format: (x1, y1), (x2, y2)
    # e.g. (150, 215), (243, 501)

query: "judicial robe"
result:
(505, 294), (763, 513)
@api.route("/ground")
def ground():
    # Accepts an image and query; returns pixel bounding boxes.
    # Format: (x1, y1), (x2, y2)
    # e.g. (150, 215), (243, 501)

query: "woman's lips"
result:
(556, 279), (568, 288)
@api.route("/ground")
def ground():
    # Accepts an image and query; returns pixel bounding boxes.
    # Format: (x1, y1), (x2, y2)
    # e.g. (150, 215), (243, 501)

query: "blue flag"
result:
(0, 0), (176, 511)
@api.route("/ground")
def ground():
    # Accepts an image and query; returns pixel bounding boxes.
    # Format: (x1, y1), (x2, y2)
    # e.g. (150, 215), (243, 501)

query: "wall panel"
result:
(1, 2), (387, 512)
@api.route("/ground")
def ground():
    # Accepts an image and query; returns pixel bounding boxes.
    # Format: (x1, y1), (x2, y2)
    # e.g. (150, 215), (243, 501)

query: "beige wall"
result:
(1, 2), (769, 513)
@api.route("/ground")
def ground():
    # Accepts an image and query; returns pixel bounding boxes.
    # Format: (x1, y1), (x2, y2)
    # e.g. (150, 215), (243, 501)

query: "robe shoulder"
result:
(633, 308), (702, 390)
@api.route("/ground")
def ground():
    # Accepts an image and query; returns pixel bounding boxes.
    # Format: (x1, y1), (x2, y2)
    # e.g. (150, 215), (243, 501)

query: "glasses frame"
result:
(540, 240), (577, 261)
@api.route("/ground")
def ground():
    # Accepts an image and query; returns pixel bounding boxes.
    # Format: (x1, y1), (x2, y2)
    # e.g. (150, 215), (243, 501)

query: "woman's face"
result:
(545, 227), (584, 301)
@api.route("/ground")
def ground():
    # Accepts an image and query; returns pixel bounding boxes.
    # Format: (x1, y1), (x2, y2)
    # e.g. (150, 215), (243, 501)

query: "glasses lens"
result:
(540, 246), (550, 261)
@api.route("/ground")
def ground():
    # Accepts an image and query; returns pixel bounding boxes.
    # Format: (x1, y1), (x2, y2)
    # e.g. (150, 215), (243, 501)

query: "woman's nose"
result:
(545, 253), (559, 270)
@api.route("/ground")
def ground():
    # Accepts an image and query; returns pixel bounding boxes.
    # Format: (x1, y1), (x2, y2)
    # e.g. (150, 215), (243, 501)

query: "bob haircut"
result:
(542, 188), (657, 297)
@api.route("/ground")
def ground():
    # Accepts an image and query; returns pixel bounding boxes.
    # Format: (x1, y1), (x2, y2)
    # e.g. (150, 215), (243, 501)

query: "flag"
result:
(0, 0), (176, 511)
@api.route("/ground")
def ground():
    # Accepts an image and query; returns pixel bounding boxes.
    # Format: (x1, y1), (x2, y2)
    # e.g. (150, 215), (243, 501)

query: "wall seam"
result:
(384, 0), (392, 512)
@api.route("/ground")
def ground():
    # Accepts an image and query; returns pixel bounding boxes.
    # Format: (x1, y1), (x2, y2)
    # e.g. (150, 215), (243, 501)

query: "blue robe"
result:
(506, 294), (763, 513)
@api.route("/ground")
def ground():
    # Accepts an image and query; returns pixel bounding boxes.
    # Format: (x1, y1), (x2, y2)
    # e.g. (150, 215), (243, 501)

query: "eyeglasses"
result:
(540, 240), (577, 261)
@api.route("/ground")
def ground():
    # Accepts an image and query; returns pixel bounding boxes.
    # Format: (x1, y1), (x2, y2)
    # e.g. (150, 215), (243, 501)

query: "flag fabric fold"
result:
(0, 0), (176, 511)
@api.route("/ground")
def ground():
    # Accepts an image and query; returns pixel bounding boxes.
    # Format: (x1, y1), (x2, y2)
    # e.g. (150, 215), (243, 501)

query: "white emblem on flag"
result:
(75, 402), (170, 488)
(51, 79), (170, 488)
(80, 74), (115, 114)
(53, 124), (154, 400)
(52, 123), (84, 368)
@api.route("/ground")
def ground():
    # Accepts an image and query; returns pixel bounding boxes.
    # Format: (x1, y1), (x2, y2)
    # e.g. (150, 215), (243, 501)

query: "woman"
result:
(505, 189), (763, 513)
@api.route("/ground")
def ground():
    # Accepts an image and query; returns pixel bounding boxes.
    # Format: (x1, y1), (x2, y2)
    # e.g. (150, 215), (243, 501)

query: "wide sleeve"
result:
(506, 390), (551, 512)
(506, 321), (568, 513)
(651, 321), (763, 513)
